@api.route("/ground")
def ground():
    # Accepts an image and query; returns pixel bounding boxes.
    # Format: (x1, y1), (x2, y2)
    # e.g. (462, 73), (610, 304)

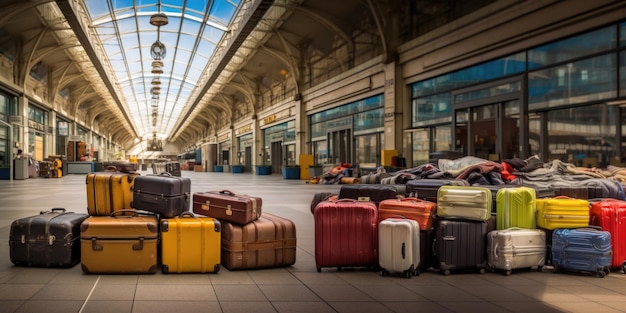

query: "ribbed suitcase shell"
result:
(378, 218), (420, 278)
(496, 187), (536, 229)
(80, 211), (158, 274)
(315, 199), (378, 271)
(378, 197), (436, 230)
(86, 172), (137, 216)
(434, 219), (488, 275)
(221, 212), (296, 270)
(437, 186), (492, 221)
(589, 198), (626, 271)
(487, 228), (546, 275)
(552, 228), (612, 277)
(536, 196), (589, 230)
(160, 213), (221, 273)
(10, 208), (89, 267)
(338, 184), (398, 206)
(406, 179), (469, 203)
(132, 173), (191, 218)
(192, 190), (262, 225)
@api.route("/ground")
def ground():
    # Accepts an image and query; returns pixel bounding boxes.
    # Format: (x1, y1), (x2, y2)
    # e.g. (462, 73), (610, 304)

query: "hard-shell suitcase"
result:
(496, 186), (536, 229)
(160, 212), (221, 273)
(535, 196), (589, 230)
(378, 197), (436, 230)
(487, 228), (546, 275)
(80, 210), (158, 274)
(552, 227), (612, 277)
(378, 218), (420, 278)
(132, 173), (191, 218)
(406, 179), (469, 203)
(482, 185), (554, 213)
(310, 192), (337, 215)
(315, 199), (378, 272)
(338, 184), (398, 206)
(589, 198), (626, 272)
(104, 161), (138, 173)
(165, 162), (182, 177)
(10, 208), (89, 267)
(192, 190), (262, 225)
(86, 171), (138, 216)
(434, 219), (488, 275)
(221, 212), (297, 270)
(436, 186), (492, 221)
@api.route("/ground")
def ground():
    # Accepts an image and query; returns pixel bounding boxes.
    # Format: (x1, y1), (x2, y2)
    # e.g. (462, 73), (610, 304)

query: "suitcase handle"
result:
(219, 190), (236, 196)
(110, 209), (140, 217)
(553, 196), (572, 199)
(159, 172), (172, 177)
(40, 208), (66, 214)
(105, 165), (118, 172)
(178, 212), (196, 218)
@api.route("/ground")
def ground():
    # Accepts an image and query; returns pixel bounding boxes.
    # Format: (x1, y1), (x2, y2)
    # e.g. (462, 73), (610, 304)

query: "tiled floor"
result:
(1, 171), (626, 313)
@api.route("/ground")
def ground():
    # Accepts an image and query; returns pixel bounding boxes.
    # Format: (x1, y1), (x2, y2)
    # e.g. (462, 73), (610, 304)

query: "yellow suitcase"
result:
(536, 196), (589, 230)
(86, 171), (138, 216)
(80, 210), (158, 274)
(160, 212), (221, 273)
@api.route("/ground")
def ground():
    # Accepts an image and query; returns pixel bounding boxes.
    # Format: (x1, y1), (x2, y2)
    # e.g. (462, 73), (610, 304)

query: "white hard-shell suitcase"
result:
(437, 186), (492, 221)
(487, 227), (546, 275)
(378, 218), (420, 278)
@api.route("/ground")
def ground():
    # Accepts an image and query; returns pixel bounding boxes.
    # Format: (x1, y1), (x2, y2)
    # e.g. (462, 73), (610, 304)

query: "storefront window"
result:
(528, 54), (616, 110)
(412, 93), (452, 126)
(546, 103), (617, 167)
(355, 134), (379, 164)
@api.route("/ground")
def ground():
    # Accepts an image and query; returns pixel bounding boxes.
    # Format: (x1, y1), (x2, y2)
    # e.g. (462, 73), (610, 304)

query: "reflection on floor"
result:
(1, 171), (625, 313)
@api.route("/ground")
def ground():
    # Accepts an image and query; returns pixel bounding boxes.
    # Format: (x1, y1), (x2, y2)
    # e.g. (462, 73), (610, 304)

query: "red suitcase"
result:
(589, 198), (626, 273)
(378, 197), (436, 230)
(192, 190), (262, 225)
(314, 199), (378, 272)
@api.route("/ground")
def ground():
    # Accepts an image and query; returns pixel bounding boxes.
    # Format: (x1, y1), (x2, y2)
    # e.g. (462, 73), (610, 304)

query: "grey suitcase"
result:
(487, 228), (546, 275)
(132, 173), (191, 218)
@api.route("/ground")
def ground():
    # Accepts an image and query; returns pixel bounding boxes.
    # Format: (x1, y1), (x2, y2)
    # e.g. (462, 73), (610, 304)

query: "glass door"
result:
(328, 129), (352, 165)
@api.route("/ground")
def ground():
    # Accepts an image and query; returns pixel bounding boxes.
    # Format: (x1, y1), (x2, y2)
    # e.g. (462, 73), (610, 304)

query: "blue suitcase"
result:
(551, 227), (612, 278)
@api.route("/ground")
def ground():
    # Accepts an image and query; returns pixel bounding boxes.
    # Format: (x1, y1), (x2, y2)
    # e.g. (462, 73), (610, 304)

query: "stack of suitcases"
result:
(192, 189), (297, 270)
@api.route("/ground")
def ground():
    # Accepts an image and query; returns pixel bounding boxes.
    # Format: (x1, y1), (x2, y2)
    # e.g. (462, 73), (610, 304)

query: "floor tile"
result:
(272, 301), (336, 313)
(14, 300), (83, 313)
(328, 301), (394, 313)
(218, 301), (277, 313)
(306, 284), (373, 302)
(30, 283), (93, 300)
(258, 284), (321, 301)
(134, 284), (217, 301)
(89, 284), (137, 301)
(0, 285), (45, 300)
(131, 301), (221, 313)
(79, 300), (133, 313)
(213, 285), (267, 301)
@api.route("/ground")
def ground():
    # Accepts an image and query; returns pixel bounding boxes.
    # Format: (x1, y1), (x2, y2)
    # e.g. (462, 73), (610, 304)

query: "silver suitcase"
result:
(487, 227), (546, 275)
(378, 218), (420, 278)
(437, 186), (492, 221)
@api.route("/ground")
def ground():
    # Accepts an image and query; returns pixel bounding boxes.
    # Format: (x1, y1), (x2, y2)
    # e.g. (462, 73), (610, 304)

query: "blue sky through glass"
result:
(84, 0), (241, 139)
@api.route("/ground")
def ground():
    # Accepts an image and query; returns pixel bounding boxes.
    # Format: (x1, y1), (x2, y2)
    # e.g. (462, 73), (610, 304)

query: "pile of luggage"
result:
(311, 170), (626, 278)
(9, 168), (296, 273)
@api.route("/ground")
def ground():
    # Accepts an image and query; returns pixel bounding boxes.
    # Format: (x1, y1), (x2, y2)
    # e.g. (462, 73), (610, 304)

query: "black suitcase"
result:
(132, 173), (191, 217)
(406, 179), (469, 203)
(165, 162), (182, 177)
(434, 218), (488, 275)
(10, 208), (89, 267)
(338, 184), (398, 206)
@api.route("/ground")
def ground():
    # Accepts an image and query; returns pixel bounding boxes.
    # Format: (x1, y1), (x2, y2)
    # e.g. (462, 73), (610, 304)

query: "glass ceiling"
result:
(84, 0), (241, 140)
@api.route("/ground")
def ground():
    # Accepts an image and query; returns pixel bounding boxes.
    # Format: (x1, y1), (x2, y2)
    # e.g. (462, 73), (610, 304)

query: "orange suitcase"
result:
(378, 197), (436, 230)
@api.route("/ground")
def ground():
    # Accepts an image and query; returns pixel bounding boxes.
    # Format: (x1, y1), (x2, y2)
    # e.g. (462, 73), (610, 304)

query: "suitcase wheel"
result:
(478, 268), (486, 274)
(381, 269), (390, 277)
(537, 265), (543, 272)
(316, 267), (321, 273)
(622, 263), (626, 274)
(504, 270), (512, 276)
(442, 269), (451, 276)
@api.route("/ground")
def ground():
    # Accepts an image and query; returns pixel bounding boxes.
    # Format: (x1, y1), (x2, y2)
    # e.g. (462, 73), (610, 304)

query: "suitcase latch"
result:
(226, 205), (232, 216)
(91, 238), (103, 251)
(133, 237), (144, 251)
(48, 235), (56, 245)
(202, 202), (210, 211)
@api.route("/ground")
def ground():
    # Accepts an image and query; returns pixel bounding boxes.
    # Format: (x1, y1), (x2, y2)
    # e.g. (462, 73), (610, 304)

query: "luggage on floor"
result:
(160, 212), (221, 273)
(496, 186), (536, 229)
(80, 210), (158, 274)
(192, 190), (262, 225)
(436, 186), (491, 221)
(221, 212), (296, 270)
(152, 162), (167, 174)
(314, 199), (378, 272)
(132, 173), (191, 218)
(378, 197), (436, 230)
(589, 198), (626, 272)
(406, 179), (469, 203)
(86, 171), (138, 216)
(165, 162), (182, 177)
(10, 208), (89, 267)
(482, 185), (554, 213)
(487, 228), (546, 275)
(378, 218), (420, 278)
(434, 219), (488, 275)
(338, 184), (398, 206)
(535, 196), (589, 230)
(551, 227), (612, 278)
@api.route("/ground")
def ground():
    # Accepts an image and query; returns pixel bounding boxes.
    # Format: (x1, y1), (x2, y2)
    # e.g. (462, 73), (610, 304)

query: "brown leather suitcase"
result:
(80, 210), (158, 274)
(192, 190), (262, 225)
(220, 212), (296, 270)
